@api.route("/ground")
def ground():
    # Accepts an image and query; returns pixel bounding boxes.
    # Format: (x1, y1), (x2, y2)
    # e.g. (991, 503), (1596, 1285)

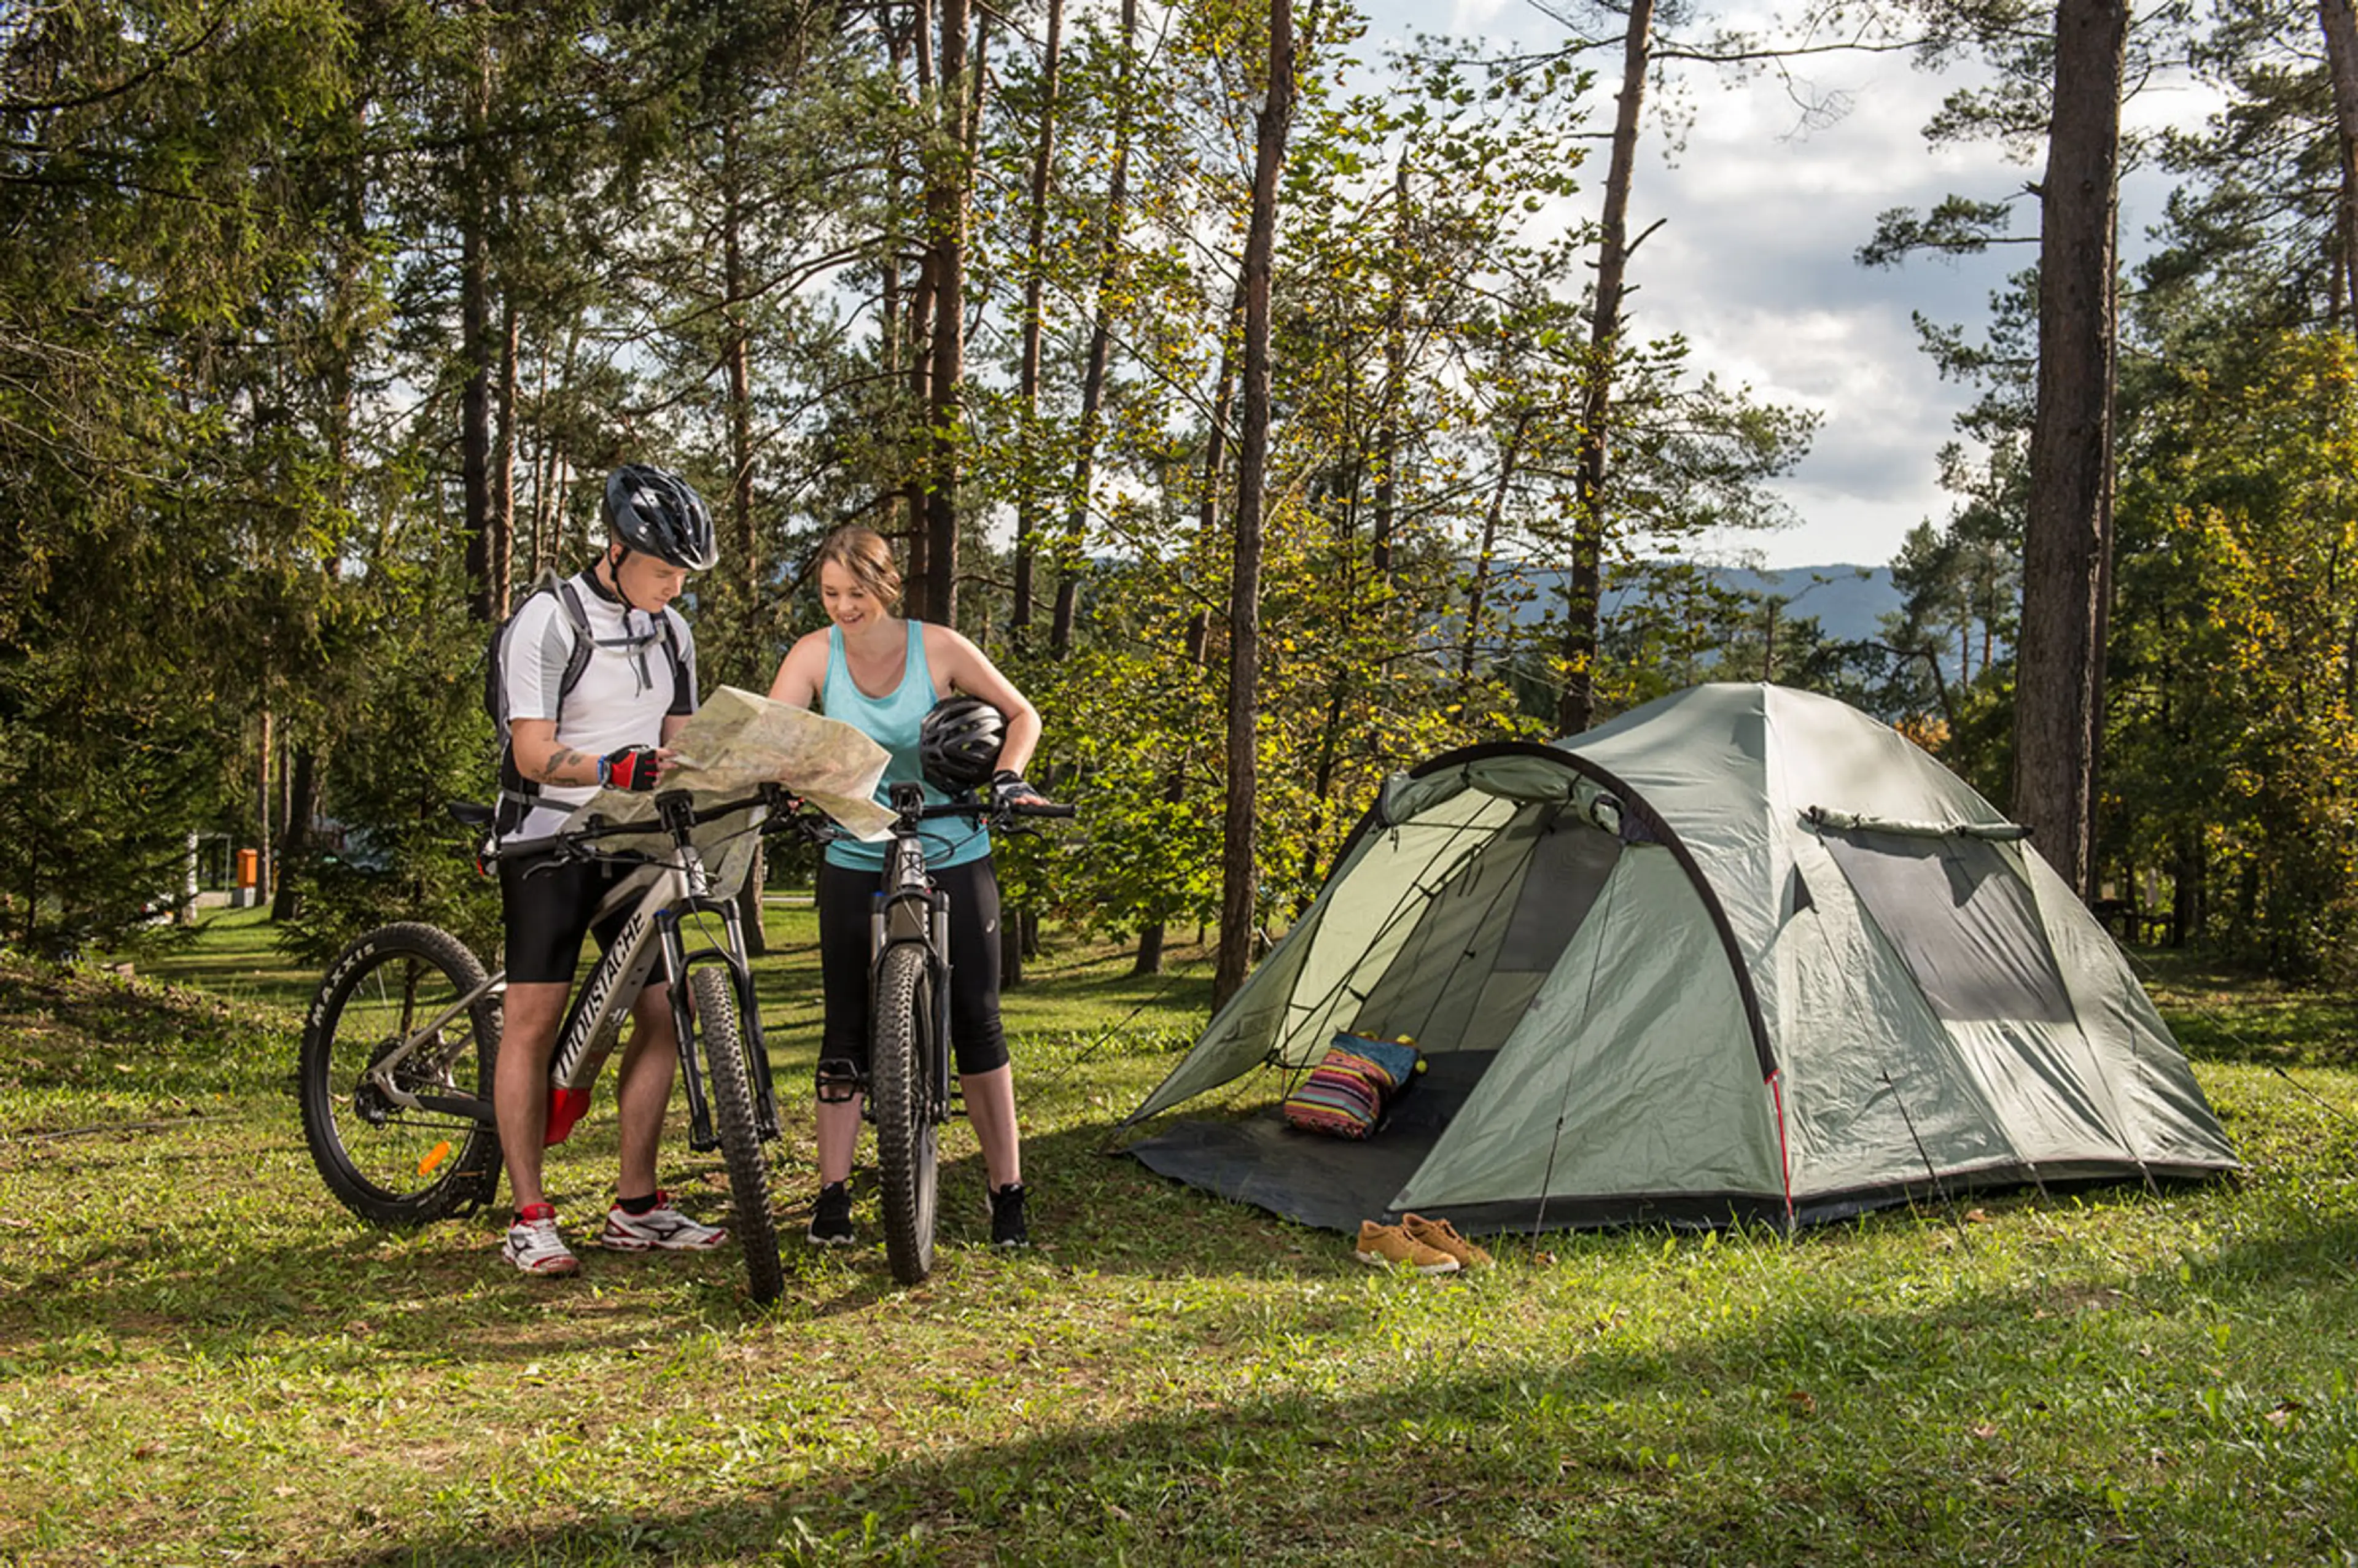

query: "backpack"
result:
(486, 568), (683, 829)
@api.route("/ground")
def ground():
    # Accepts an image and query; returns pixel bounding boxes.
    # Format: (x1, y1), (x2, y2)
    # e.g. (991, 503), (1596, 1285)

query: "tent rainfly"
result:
(1122, 683), (2239, 1235)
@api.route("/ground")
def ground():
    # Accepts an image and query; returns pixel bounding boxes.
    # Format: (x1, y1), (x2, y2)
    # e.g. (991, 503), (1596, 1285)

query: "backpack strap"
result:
(550, 578), (594, 697)
(656, 607), (687, 710)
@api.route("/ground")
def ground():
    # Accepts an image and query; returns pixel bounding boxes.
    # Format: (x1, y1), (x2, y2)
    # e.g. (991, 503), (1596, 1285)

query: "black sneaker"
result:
(988, 1182), (1030, 1249)
(807, 1181), (854, 1247)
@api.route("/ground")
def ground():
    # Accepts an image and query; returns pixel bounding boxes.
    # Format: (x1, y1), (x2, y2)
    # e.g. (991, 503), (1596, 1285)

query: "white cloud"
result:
(1353, 0), (2076, 567)
(1447, 0), (1515, 31)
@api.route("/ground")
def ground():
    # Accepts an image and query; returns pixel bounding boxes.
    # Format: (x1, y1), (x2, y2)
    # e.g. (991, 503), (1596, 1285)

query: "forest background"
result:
(5, 0), (2355, 999)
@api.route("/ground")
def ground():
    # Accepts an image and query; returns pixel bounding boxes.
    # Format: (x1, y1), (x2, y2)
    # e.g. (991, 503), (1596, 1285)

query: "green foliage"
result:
(2143, 0), (2356, 342)
(276, 570), (503, 964)
(2109, 330), (2358, 979)
(0, 654), (228, 953)
(25, 0), (2358, 998)
(1021, 634), (1225, 937)
(0, 0), (359, 945)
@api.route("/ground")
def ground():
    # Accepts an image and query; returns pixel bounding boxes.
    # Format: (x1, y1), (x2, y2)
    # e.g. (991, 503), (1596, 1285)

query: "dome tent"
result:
(1122, 683), (2238, 1235)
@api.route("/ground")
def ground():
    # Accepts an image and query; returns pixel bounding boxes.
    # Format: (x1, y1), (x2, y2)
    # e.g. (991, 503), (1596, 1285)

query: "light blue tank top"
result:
(820, 619), (991, 872)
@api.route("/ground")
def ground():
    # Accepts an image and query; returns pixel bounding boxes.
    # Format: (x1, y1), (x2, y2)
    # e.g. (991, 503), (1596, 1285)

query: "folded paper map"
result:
(655, 685), (896, 839)
(555, 686), (898, 894)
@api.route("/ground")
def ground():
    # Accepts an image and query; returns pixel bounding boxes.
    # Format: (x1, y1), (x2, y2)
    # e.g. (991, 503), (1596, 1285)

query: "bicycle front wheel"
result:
(871, 941), (940, 1286)
(298, 923), (503, 1227)
(689, 967), (783, 1305)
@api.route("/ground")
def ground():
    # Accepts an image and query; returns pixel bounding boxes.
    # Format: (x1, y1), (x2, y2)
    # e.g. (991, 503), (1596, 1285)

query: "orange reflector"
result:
(418, 1139), (453, 1176)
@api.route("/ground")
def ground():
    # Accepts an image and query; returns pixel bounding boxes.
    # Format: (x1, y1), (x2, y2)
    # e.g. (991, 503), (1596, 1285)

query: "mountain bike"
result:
(297, 785), (794, 1303)
(861, 780), (1073, 1286)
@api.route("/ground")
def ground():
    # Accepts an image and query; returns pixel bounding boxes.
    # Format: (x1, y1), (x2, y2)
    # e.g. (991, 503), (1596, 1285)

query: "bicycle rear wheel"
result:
(871, 941), (940, 1286)
(299, 923), (503, 1227)
(689, 967), (783, 1304)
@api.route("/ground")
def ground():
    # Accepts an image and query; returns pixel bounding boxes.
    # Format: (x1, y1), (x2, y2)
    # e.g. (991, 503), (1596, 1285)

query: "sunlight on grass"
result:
(6, 931), (2358, 1563)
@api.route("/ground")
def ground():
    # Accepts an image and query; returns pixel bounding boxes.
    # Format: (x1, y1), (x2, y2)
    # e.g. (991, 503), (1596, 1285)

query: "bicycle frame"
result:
(357, 790), (782, 1151)
(869, 780), (955, 1124)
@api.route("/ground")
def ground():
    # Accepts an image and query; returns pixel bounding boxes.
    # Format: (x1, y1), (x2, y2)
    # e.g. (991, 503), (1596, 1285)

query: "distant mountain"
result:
(1501, 563), (1902, 650)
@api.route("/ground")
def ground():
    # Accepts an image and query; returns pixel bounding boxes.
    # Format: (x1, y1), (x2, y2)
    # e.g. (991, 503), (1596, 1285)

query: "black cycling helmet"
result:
(603, 464), (719, 571)
(918, 696), (1006, 791)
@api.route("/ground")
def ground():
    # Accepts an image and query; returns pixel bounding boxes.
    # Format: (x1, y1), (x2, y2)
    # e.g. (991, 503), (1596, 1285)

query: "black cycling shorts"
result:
(499, 848), (672, 988)
(815, 855), (1008, 1080)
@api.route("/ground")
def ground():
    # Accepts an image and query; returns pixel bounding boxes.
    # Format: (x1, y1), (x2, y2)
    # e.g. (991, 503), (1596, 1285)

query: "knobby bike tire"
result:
(298, 922), (504, 1227)
(871, 942), (940, 1286)
(690, 967), (784, 1305)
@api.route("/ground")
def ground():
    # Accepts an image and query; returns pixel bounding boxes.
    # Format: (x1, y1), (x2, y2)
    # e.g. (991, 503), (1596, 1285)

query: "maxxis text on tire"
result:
(298, 922), (504, 1227)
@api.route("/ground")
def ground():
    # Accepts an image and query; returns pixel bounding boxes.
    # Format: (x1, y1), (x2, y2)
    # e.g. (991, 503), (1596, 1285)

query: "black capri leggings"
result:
(815, 855), (1010, 1081)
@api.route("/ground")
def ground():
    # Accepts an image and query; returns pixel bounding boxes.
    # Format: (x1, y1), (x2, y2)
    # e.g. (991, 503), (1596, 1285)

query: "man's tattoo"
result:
(542, 747), (590, 784)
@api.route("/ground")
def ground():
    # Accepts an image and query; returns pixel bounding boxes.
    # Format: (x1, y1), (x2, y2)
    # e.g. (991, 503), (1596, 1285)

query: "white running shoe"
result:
(502, 1204), (580, 1276)
(598, 1191), (728, 1252)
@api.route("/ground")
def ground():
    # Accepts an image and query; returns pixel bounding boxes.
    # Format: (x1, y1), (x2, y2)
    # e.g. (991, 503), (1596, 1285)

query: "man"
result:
(491, 462), (728, 1276)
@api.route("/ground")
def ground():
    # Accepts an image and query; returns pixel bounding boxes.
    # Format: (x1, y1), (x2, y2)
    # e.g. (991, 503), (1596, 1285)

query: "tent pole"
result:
(1882, 1069), (1972, 1244)
(1530, 870), (1621, 1241)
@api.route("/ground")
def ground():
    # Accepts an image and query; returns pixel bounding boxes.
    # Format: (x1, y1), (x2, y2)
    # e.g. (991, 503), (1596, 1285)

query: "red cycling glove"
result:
(599, 745), (661, 792)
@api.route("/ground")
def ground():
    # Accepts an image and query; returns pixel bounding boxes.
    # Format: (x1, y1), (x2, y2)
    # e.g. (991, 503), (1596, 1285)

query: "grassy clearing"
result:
(4, 919), (2358, 1564)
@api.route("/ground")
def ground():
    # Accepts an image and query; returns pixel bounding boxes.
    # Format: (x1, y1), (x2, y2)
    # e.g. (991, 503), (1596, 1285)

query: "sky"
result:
(1346, 0), (2213, 570)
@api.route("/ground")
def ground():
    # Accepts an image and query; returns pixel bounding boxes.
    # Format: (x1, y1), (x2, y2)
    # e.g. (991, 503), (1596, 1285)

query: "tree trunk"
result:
(1373, 161), (1409, 583)
(1213, 0), (1299, 1011)
(734, 842), (768, 959)
(2012, 0), (2126, 899)
(1302, 689), (1344, 898)
(459, 2), (497, 625)
(492, 298), (518, 621)
(1557, 0), (1654, 737)
(1461, 409), (1531, 685)
(460, 230), (494, 622)
(1136, 301), (1239, 979)
(922, 0), (971, 624)
(1137, 610), (1216, 976)
(1011, 0), (1065, 645)
(723, 112), (761, 644)
(1053, 0), (1138, 657)
(255, 707), (274, 908)
(528, 351), (554, 578)
(2170, 824), (2202, 947)
(717, 125), (766, 960)
(2321, 0), (2358, 328)
(902, 0), (936, 613)
(874, 1), (908, 548)
(271, 745), (320, 922)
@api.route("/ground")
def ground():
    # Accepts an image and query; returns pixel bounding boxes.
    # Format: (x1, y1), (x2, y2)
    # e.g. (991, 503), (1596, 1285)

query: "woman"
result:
(768, 524), (1045, 1249)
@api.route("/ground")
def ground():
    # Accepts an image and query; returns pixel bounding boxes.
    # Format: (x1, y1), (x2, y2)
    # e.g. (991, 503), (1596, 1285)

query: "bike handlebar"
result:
(916, 798), (1075, 823)
(454, 781), (1078, 866)
(454, 783), (790, 865)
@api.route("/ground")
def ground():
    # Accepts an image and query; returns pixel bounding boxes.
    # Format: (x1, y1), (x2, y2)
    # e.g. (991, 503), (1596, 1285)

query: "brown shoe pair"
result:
(1401, 1212), (1492, 1268)
(1353, 1213), (1492, 1274)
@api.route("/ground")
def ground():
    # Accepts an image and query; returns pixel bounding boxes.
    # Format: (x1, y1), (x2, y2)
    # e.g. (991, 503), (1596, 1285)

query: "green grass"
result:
(3, 925), (2357, 1564)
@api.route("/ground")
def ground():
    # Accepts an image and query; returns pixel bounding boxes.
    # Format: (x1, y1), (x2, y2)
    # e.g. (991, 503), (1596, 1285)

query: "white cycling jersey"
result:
(499, 569), (696, 842)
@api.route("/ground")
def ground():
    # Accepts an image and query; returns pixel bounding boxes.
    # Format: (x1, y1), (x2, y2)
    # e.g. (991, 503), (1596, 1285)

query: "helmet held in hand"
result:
(918, 696), (1006, 791)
